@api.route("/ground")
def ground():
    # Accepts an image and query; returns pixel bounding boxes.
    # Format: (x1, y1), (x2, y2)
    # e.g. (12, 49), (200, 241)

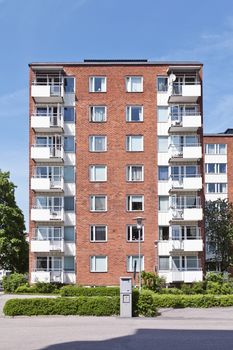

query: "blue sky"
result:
(0, 0), (233, 228)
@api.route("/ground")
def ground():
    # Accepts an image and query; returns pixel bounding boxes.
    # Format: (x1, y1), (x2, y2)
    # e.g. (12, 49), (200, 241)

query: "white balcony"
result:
(169, 145), (202, 162)
(31, 114), (64, 133)
(169, 84), (201, 103)
(31, 84), (64, 103)
(171, 208), (203, 221)
(31, 239), (64, 253)
(31, 271), (64, 283)
(31, 146), (63, 162)
(159, 270), (203, 283)
(31, 178), (64, 192)
(158, 239), (203, 255)
(31, 208), (64, 222)
(169, 114), (202, 132)
(170, 176), (202, 191)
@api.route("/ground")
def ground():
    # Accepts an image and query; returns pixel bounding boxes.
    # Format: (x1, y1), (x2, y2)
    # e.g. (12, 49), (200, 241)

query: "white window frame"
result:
(90, 195), (107, 212)
(126, 135), (144, 152)
(127, 195), (144, 211)
(126, 225), (144, 242)
(205, 144), (227, 155)
(125, 76), (143, 92)
(89, 106), (107, 122)
(205, 163), (227, 174)
(157, 76), (168, 92)
(206, 183), (227, 194)
(90, 225), (107, 242)
(126, 165), (144, 182)
(89, 136), (107, 152)
(89, 165), (107, 182)
(89, 76), (107, 92)
(127, 255), (144, 272)
(126, 105), (143, 122)
(90, 256), (108, 272)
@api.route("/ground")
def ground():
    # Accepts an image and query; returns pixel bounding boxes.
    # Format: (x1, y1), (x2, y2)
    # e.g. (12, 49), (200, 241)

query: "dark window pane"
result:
(64, 107), (75, 122)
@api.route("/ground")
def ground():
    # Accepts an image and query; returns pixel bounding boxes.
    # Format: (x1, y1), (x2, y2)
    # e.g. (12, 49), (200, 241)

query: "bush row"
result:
(60, 285), (120, 297)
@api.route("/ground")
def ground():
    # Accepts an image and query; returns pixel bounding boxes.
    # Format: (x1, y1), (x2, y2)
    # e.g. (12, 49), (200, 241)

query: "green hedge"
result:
(2, 274), (28, 293)
(15, 283), (62, 294)
(152, 294), (233, 308)
(3, 296), (120, 316)
(60, 286), (120, 297)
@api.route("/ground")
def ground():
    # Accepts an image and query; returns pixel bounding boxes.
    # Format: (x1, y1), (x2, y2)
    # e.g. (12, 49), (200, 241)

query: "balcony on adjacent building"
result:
(31, 74), (64, 103)
(170, 174), (202, 192)
(171, 196), (203, 222)
(31, 206), (64, 222)
(31, 227), (64, 252)
(31, 270), (64, 283)
(168, 72), (201, 103)
(31, 110), (64, 133)
(31, 166), (64, 192)
(169, 143), (202, 162)
(31, 145), (63, 162)
(169, 112), (202, 132)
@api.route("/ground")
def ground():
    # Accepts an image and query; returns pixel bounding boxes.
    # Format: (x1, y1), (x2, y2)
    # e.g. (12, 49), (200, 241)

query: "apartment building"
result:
(29, 59), (204, 286)
(204, 129), (233, 267)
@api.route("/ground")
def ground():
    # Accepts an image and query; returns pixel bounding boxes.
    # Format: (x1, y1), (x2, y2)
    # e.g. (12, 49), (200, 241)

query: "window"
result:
(89, 106), (107, 122)
(89, 165), (107, 182)
(127, 255), (144, 272)
(157, 77), (168, 92)
(126, 135), (143, 151)
(206, 183), (227, 193)
(64, 196), (75, 211)
(159, 196), (169, 212)
(159, 226), (169, 240)
(158, 136), (168, 152)
(90, 256), (107, 272)
(126, 76), (143, 92)
(127, 225), (144, 241)
(64, 107), (75, 122)
(64, 77), (75, 93)
(64, 166), (75, 183)
(64, 226), (75, 242)
(205, 163), (227, 174)
(89, 77), (106, 92)
(205, 144), (227, 155)
(159, 256), (169, 270)
(64, 136), (75, 152)
(126, 106), (143, 122)
(127, 165), (144, 181)
(186, 256), (199, 270)
(90, 226), (107, 242)
(89, 136), (107, 152)
(64, 256), (75, 272)
(127, 195), (144, 211)
(158, 166), (169, 181)
(90, 195), (107, 211)
(157, 106), (168, 122)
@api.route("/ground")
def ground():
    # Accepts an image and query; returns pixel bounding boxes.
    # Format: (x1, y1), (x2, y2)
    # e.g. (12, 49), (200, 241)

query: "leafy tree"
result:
(0, 171), (28, 273)
(205, 199), (233, 272)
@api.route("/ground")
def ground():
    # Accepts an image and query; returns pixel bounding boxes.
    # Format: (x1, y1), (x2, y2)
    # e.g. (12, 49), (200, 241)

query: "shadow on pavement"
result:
(40, 328), (233, 350)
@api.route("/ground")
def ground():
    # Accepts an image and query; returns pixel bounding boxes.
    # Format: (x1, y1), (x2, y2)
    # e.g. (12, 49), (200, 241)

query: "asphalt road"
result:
(0, 294), (233, 350)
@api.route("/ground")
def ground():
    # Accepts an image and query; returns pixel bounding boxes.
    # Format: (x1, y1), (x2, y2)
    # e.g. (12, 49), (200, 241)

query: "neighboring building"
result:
(29, 59), (204, 286)
(204, 129), (233, 268)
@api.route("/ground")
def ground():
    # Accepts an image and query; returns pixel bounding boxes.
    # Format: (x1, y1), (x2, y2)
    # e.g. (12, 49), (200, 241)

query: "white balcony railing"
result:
(31, 270), (64, 283)
(31, 113), (63, 130)
(31, 176), (63, 191)
(31, 207), (64, 222)
(170, 174), (202, 190)
(169, 143), (202, 160)
(170, 112), (201, 129)
(31, 145), (63, 161)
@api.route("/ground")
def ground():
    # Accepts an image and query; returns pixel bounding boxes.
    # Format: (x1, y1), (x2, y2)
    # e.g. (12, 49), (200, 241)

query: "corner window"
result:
(89, 136), (107, 152)
(159, 256), (169, 270)
(64, 256), (75, 272)
(64, 107), (75, 122)
(127, 225), (144, 242)
(89, 77), (106, 92)
(64, 196), (75, 211)
(127, 255), (144, 272)
(126, 136), (143, 152)
(64, 226), (75, 242)
(159, 226), (169, 240)
(64, 136), (75, 152)
(90, 226), (107, 242)
(126, 76), (143, 92)
(64, 77), (75, 93)
(127, 165), (144, 182)
(89, 106), (107, 122)
(159, 196), (169, 212)
(157, 106), (168, 122)
(158, 136), (168, 152)
(90, 256), (107, 272)
(126, 106), (143, 122)
(64, 166), (75, 183)
(158, 166), (169, 181)
(157, 77), (168, 92)
(89, 165), (107, 182)
(127, 195), (144, 211)
(90, 195), (107, 212)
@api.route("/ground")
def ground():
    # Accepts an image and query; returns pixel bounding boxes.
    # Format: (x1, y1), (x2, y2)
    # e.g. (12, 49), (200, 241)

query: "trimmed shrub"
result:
(15, 284), (37, 294)
(138, 290), (157, 317)
(141, 271), (166, 292)
(132, 289), (140, 316)
(180, 284), (194, 295)
(206, 281), (222, 294)
(191, 282), (206, 295)
(152, 294), (233, 308)
(221, 283), (233, 295)
(205, 272), (225, 283)
(2, 273), (28, 293)
(3, 296), (120, 316)
(60, 286), (120, 297)
(160, 288), (183, 295)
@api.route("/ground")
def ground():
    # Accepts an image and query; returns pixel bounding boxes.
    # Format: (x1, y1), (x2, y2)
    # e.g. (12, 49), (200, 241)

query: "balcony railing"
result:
(172, 82), (200, 96)
(32, 112), (63, 127)
(33, 227), (63, 241)
(170, 112), (201, 127)
(169, 143), (201, 158)
(32, 145), (62, 158)
(171, 196), (202, 209)
(170, 174), (201, 188)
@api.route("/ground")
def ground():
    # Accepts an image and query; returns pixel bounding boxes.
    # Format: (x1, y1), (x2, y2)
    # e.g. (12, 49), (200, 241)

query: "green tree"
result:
(205, 199), (233, 272)
(0, 171), (28, 273)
